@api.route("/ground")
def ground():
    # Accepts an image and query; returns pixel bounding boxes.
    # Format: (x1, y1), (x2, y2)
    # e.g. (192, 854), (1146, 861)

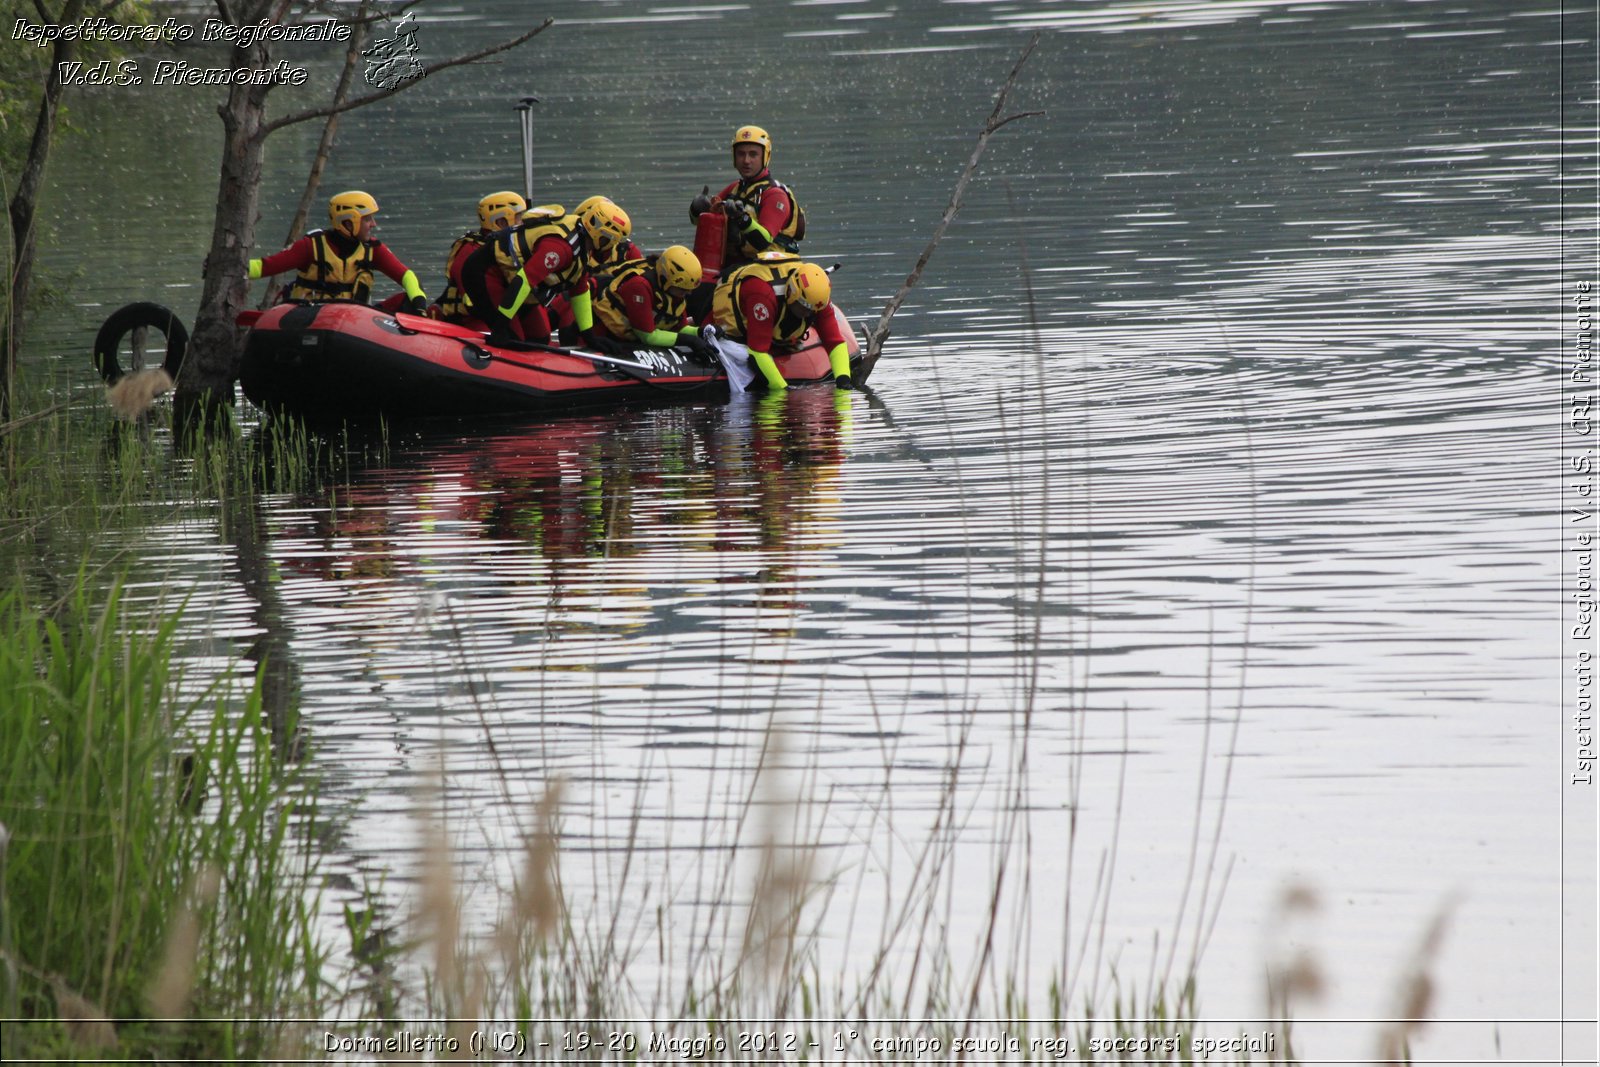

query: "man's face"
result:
(733, 143), (765, 178)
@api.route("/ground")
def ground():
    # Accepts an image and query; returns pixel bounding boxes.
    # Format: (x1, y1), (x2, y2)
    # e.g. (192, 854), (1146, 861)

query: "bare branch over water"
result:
(863, 33), (1043, 363)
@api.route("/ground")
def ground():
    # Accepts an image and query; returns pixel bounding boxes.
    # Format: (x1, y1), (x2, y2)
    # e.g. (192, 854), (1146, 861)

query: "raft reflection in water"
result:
(263, 391), (853, 651)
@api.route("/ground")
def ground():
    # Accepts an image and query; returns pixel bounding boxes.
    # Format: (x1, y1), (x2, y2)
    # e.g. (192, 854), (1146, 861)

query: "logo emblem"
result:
(543, 251), (562, 271)
(752, 303), (771, 322)
(363, 13), (424, 90)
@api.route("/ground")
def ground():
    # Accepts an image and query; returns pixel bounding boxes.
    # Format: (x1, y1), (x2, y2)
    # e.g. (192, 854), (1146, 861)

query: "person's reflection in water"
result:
(709, 389), (853, 597)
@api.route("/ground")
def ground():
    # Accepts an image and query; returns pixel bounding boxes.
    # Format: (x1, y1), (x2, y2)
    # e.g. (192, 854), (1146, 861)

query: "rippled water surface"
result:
(30, 0), (1589, 1061)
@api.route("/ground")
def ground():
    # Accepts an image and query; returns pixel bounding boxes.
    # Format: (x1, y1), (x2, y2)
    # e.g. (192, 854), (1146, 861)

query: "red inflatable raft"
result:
(236, 301), (871, 420)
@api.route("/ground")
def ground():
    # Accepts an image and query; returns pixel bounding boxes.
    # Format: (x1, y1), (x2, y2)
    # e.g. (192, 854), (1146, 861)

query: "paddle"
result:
(516, 95), (538, 202)
(385, 310), (686, 377)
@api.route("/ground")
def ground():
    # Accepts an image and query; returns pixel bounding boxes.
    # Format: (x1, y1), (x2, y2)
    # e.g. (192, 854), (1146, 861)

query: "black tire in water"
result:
(93, 302), (189, 383)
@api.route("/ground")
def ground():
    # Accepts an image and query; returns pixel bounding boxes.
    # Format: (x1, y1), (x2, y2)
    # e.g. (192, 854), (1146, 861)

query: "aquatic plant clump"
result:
(0, 581), (327, 1061)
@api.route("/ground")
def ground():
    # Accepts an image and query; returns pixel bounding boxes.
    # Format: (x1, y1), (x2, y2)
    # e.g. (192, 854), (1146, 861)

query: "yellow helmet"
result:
(579, 198), (632, 256)
(788, 262), (831, 314)
(731, 124), (772, 169)
(477, 190), (527, 231)
(655, 245), (702, 293)
(574, 195), (609, 218)
(328, 190), (379, 236)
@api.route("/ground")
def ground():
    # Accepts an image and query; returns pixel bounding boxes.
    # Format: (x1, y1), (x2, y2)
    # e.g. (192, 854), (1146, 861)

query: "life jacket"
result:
(286, 229), (377, 303)
(725, 173), (806, 257)
(593, 257), (688, 339)
(586, 238), (644, 277)
(436, 230), (488, 319)
(710, 251), (813, 346)
(494, 210), (584, 293)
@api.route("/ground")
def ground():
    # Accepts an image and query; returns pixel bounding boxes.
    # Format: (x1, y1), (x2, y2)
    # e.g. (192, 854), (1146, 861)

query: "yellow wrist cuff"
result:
(571, 289), (594, 332)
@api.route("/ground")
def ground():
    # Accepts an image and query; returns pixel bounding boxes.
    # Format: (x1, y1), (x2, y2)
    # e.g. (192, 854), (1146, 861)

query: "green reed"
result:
(0, 579), (327, 1060)
(0, 393), (340, 1062)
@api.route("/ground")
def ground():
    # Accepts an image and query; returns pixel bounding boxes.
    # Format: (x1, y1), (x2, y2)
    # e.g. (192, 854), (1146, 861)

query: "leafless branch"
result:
(863, 32), (1042, 362)
(290, 0), (420, 25)
(261, 17), (554, 136)
(344, 0), (421, 29)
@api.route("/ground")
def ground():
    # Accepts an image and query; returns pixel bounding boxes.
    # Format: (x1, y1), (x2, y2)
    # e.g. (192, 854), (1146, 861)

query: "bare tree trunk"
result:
(182, 73), (274, 432)
(4, 0), (89, 424)
(174, 0), (289, 434)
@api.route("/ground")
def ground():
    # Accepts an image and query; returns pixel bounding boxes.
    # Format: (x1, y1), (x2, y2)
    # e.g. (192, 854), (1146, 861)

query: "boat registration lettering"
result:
(630, 349), (687, 375)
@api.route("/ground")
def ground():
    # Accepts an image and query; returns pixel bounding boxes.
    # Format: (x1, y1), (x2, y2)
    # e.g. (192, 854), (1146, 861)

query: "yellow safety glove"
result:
(674, 325), (716, 360)
(742, 212), (774, 239)
(247, 259), (264, 280)
(399, 270), (429, 314)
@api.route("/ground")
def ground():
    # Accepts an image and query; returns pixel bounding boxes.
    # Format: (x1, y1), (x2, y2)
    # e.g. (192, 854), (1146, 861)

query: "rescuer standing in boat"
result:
(691, 125), (807, 270)
(591, 245), (717, 355)
(436, 190), (527, 329)
(460, 197), (632, 348)
(248, 190), (428, 313)
(708, 253), (851, 390)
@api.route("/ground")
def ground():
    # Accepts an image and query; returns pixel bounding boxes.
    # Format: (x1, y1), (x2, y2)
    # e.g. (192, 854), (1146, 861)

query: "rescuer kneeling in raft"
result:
(706, 252), (851, 390)
(435, 190), (526, 329)
(589, 245), (716, 357)
(459, 198), (632, 348)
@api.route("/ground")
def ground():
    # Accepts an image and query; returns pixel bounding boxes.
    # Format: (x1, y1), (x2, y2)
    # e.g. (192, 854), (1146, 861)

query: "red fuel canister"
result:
(693, 209), (726, 283)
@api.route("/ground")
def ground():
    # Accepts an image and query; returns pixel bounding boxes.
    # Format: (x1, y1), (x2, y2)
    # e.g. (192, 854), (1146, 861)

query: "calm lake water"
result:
(25, 0), (1593, 1061)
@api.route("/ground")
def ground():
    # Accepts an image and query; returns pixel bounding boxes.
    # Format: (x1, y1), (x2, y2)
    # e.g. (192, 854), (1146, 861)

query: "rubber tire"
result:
(93, 302), (188, 383)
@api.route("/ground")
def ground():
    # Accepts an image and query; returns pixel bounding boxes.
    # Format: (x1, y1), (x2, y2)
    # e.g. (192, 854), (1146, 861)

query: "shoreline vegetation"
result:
(0, 386), (334, 1060)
